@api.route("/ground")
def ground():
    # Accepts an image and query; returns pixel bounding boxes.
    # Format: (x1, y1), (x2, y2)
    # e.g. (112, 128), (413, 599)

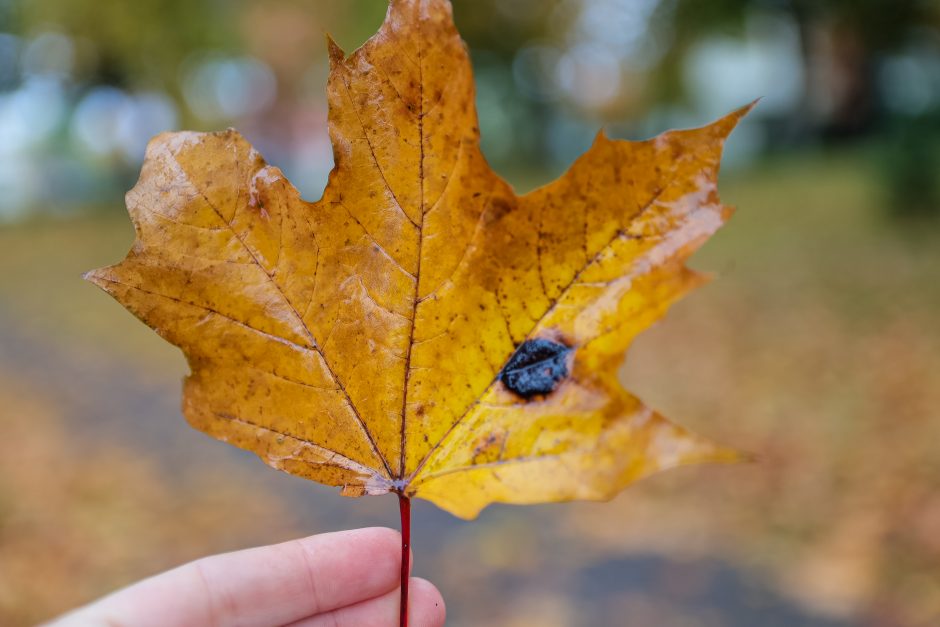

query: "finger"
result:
(50, 527), (404, 627)
(287, 578), (446, 627)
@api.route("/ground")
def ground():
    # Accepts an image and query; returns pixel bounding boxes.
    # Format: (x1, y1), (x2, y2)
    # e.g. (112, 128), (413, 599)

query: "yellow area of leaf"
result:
(86, 0), (749, 519)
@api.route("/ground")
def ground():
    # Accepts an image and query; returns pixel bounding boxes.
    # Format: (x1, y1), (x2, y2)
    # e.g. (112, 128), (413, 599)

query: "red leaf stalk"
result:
(398, 493), (411, 627)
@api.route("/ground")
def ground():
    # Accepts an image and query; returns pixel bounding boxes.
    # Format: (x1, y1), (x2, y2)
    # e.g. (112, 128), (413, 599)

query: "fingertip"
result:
(284, 576), (445, 627)
(409, 578), (446, 627)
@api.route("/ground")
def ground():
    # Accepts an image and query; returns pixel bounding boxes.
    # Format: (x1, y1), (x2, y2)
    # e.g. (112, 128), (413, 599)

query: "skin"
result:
(46, 528), (446, 627)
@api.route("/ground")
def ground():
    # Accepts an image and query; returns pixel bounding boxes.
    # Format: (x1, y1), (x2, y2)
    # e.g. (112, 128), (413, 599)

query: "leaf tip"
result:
(714, 446), (756, 466)
(326, 34), (345, 66)
(686, 268), (716, 290)
(726, 99), (761, 129)
(82, 268), (103, 285)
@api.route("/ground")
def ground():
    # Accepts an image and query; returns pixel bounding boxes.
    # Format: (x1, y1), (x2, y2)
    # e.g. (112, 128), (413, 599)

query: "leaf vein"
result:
(338, 73), (420, 230)
(409, 185), (671, 484)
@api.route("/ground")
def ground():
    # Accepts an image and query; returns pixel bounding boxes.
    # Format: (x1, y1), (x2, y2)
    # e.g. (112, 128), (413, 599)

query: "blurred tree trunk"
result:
(794, 7), (878, 138)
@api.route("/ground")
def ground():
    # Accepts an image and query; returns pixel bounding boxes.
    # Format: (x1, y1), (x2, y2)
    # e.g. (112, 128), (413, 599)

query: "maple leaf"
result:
(86, 0), (748, 521)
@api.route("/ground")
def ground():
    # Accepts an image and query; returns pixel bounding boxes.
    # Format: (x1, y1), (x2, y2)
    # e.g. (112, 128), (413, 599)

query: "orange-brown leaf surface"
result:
(86, 0), (748, 520)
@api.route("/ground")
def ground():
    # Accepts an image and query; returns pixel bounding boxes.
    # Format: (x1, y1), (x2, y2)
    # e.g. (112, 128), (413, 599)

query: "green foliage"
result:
(880, 115), (940, 220)
(670, 0), (939, 49)
(15, 0), (240, 90)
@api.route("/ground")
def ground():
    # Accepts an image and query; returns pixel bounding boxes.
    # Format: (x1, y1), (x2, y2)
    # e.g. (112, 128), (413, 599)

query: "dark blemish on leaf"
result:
(499, 338), (571, 399)
(486, 197), (512, 225)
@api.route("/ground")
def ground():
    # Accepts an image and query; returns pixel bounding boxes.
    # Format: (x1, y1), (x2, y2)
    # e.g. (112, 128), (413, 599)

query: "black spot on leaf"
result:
(500, 338), (571, 399)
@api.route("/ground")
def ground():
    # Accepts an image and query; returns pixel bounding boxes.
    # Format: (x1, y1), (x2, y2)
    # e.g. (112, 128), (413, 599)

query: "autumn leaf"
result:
(86, 0), (748, 521)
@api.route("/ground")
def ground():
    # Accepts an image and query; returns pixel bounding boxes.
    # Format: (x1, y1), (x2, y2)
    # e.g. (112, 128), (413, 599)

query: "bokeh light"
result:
(181, 54), (277, 122)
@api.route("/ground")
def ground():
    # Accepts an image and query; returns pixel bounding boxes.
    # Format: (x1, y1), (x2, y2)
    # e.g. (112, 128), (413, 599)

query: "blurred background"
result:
(0, 0), (939, 625)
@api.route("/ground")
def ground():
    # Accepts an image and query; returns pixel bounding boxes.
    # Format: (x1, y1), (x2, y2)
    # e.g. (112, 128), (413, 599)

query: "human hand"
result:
(46, 528), (445, 627)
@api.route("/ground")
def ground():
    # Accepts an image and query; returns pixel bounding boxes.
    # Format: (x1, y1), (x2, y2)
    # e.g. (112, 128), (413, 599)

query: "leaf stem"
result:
(398, 493), (411, 627)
